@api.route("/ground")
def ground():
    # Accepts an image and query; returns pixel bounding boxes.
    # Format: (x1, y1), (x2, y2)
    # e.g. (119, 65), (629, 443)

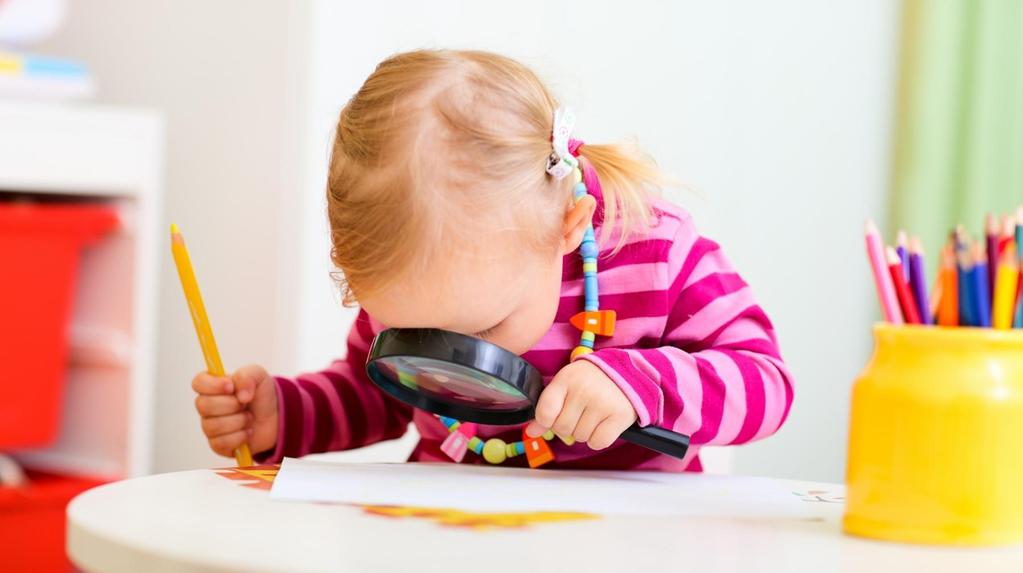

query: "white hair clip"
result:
(545, 106), (579, 180)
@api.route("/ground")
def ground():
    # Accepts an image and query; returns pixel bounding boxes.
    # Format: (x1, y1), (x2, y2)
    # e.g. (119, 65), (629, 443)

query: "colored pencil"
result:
(993, 241), (1019, 330)
(1016, 207), (1023, 261)
(929, 269), (944, 323)
(937, 244), (959, 326)
(1010, 207), (1018, 329)
(865, 212), (1023, 330)
(865, 220), (903, 323)
(1001, 215), (1015, 255)
(171, 224), (254, 467)
(887, 247), (922, 324)
(1015, 284), (1023, 328)
(986, 213), (999, 302)
(908, 237), (931, 325)
(955, 227), (975, 326)
(971, 242), (992, 328)
(896, 230), (910, 279)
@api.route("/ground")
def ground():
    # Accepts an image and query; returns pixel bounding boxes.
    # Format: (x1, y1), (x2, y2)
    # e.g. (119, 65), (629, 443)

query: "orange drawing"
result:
(361, 505), (596, 530)
(215, 465), (280, 490)
(213, 465), (599, 529)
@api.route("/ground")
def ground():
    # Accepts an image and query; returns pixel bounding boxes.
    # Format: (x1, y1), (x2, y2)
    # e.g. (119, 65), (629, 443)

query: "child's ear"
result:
(560, 195), (597, 255)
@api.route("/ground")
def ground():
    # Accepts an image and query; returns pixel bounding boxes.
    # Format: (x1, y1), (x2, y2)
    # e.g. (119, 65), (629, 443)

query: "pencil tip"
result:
(170, 223), (180, 235)
(885, 246), (899, 264)
(1002, 242), (1018, 265)
(865, 219), (879, 234)
(909, 236), (923, 253)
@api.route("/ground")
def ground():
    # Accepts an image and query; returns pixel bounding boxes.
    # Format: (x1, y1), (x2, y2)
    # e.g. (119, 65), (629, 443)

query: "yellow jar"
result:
(844, 324), (1023, 546)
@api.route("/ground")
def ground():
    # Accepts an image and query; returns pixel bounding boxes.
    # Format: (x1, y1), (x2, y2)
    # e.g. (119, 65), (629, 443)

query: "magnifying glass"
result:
(366, 328), (690, 459)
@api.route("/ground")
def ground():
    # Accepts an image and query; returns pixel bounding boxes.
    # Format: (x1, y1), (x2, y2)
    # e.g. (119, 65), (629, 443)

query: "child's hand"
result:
(192, 365), (279, 457)
(524, 360), (637, 450)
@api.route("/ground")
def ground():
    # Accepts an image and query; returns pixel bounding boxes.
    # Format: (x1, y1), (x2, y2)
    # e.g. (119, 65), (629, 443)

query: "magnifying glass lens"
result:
(374, 355), (532, 411)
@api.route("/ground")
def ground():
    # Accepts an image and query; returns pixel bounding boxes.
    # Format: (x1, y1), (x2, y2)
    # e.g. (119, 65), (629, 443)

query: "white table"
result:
(68, 467), (1023, 573)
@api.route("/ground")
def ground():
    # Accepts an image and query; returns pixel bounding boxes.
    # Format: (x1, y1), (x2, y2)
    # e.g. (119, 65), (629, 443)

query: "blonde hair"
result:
(328, 49), (665, 305)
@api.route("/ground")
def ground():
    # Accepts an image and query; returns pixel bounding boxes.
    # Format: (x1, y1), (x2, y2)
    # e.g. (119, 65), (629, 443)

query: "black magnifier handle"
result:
(620, 425), (690, 459)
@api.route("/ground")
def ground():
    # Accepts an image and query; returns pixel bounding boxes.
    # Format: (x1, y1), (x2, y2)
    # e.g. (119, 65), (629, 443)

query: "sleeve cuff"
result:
(579, 349), (663, 427)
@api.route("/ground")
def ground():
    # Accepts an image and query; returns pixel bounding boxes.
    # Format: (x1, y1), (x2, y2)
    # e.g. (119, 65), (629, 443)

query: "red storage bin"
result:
(0, 202), (118, 449)
(0, 470), (106, 572)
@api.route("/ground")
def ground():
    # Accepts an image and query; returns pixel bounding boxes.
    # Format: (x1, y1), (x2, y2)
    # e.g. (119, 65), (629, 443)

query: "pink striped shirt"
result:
(259, 198), (794, 471)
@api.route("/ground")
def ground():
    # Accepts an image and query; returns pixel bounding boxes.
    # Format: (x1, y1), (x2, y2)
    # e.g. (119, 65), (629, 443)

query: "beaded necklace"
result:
(439, 161), (617, 468)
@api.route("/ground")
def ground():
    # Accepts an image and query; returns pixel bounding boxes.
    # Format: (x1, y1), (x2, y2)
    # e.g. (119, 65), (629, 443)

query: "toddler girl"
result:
(192, 50), (793, 471)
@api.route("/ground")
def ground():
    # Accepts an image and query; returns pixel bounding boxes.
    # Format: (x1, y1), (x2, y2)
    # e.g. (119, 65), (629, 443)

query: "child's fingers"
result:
(523, 420), (547, 438)
(571, 408), (607, 444)
(232, 365), (265, 405)
(209, 428), (253, 457)
(531, 381), (567, 431)
(192, 373), (234, 395)
(587, 415), (631, 450)
(195, 394), (244, 417)
(549, 386), (586, 438)
(200, 412), (250, 438)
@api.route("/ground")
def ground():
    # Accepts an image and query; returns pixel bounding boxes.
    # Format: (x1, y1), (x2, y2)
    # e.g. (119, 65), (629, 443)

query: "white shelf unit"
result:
(0, 100), (163, 478)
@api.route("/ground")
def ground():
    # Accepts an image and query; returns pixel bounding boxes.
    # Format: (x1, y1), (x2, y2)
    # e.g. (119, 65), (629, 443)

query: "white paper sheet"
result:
(269, 458), (821, 518)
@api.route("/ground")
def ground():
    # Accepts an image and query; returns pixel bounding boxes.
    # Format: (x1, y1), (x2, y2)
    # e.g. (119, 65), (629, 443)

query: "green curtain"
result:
(891, 0), (1023, 258)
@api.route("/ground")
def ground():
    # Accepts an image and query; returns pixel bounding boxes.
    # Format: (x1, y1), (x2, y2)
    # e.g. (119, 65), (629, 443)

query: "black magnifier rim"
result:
(366, 328), (544, 426)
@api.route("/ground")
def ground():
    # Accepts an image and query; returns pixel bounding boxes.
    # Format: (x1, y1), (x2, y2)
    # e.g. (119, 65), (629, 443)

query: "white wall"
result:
(296, 0), (899, 481)
(38, 0), (309, 472)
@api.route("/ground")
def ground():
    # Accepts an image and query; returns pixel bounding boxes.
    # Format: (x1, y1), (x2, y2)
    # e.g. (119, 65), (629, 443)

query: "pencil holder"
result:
(844, 324), (1023, 546)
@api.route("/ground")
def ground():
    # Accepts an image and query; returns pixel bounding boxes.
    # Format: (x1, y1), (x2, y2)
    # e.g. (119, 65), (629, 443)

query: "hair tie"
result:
(568, 138), (584, 157)
(545, 107), (579, 180)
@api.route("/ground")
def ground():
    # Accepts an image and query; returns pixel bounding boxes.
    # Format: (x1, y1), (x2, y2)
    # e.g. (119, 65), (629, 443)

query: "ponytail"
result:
(576, 141), (666, 252)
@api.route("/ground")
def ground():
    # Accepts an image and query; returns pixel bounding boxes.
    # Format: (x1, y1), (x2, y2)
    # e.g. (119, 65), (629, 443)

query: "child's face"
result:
(358, 242), (565, 355)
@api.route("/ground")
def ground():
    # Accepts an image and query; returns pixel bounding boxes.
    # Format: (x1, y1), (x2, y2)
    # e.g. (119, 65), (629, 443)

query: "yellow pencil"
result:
(993, 240), (1019, 330)
(170, 224), (254, 467)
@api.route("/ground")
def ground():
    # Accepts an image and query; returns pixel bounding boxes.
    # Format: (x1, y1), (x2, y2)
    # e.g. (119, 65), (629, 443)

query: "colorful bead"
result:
(580, 330), (596, 342)
(570, 311), (616, 336)
(573, 182), (587, 200)
(438, 415), (562, 465)
(523, 429), (555, 468)
(571, 345), (594, 360)
(457, 422), (478, 437)
(483, 439), (508, 464)
(582, 261), (597, 274)
(440, 429), (470, 462)
(580, 241), (598, 258)
(468, 436), (484, 455)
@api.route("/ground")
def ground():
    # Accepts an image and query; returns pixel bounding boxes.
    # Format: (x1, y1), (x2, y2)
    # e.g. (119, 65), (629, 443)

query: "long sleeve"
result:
(579, 215), (794, 447)
(257, 310), (413, 462)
